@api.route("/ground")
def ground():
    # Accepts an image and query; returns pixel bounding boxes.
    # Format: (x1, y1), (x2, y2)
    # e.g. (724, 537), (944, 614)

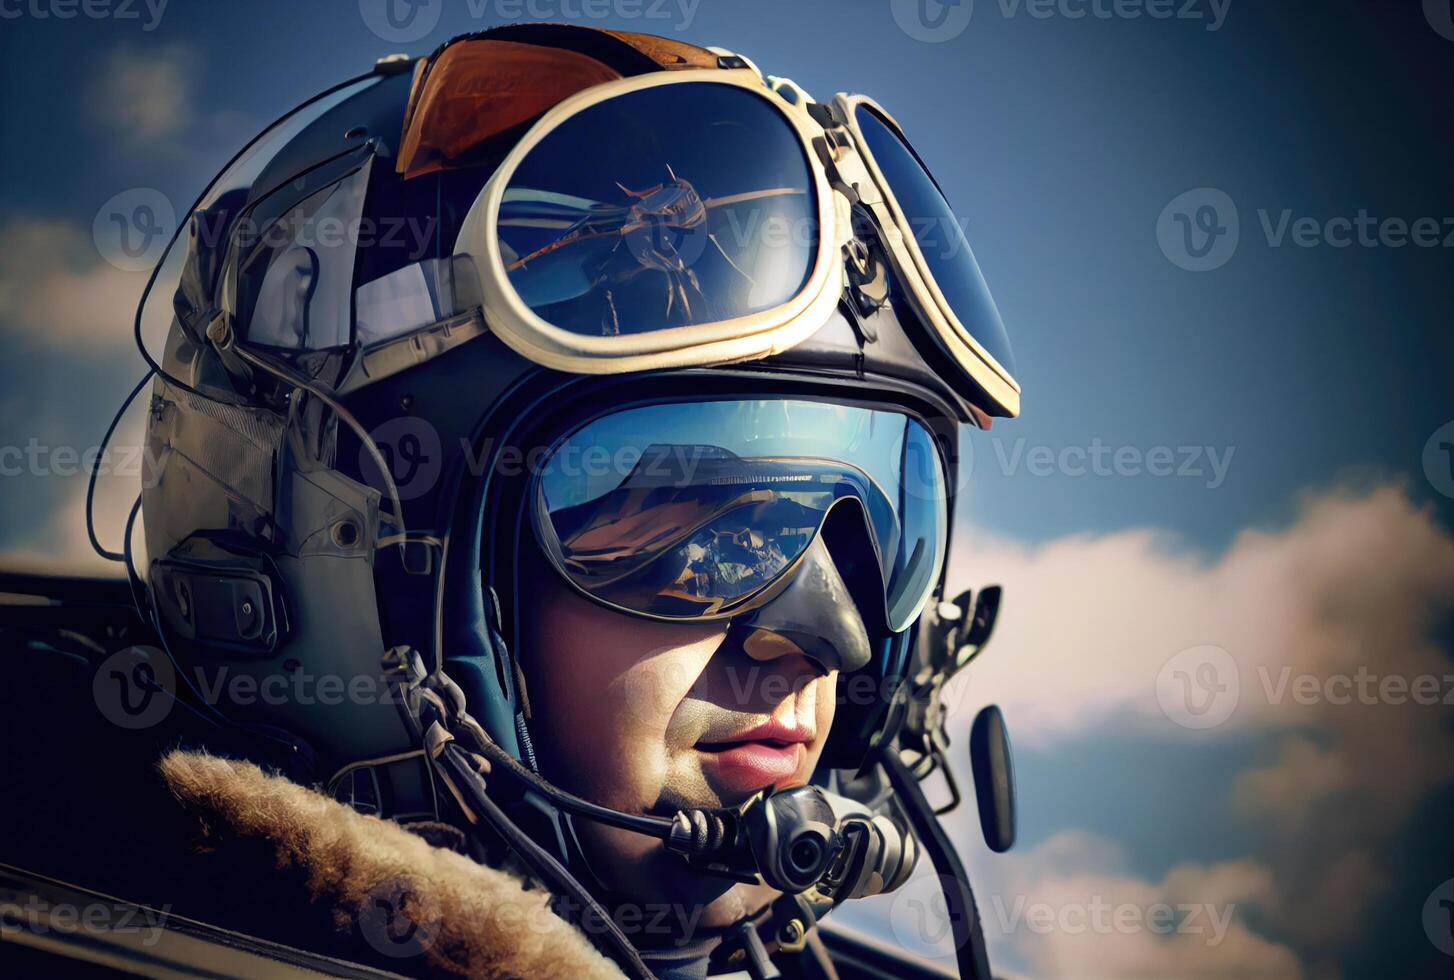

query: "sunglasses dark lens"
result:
(551, 485), (820, 616)
(534, 400), (947, 630)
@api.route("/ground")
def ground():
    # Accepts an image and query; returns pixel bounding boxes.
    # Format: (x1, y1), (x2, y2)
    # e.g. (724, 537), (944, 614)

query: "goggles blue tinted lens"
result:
(498, 83), (819, 337)
(853, 104), (1016, 378)
(533, 400), (947, 632)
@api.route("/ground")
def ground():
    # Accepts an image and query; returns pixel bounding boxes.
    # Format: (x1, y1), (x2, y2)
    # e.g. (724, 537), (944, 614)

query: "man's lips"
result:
(695, 719), (814, 794)
(697, 717), (814, 748)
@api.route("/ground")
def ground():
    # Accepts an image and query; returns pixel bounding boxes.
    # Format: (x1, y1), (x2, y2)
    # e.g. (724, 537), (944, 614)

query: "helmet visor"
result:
(532, 399), (947, 632)
(497, 82), (819, 337)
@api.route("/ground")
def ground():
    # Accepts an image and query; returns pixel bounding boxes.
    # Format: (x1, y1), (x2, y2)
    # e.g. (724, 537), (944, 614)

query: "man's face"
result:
(517, 540), (839, 925)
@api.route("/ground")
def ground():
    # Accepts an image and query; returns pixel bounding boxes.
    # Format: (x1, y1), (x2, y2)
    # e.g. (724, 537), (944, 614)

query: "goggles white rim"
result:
(454, 68), (849, 375)
(831, 92), (1022, 417)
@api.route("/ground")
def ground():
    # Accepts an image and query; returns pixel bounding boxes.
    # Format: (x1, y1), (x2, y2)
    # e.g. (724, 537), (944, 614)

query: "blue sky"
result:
(1, 2), (1451, 976)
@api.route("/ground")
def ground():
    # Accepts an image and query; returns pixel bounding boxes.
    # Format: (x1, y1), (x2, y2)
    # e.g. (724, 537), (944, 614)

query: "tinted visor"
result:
(499, 83), (819, 337)
(533, 400), (947, 632)
(853, 104), (1016, 377)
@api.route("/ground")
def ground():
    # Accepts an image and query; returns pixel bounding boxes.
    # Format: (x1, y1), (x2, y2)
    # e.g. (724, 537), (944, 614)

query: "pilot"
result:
(32, 22), (1021, 980)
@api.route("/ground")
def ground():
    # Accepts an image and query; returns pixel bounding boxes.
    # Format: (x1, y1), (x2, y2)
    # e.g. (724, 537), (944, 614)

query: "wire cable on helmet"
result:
(86, 370), (154, 562)
(230, 343), (408, 558)
(106, 70), (388, 559)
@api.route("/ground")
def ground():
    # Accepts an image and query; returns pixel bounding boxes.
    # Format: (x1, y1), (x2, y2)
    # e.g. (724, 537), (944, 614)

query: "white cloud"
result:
(90, 45), (197, 143)
(980, 833), (1302, 980)
(936, 481), (1454, 967)
(840, 830), (1302, 980)
(0, 483), (136, 578)
(85, 43), (259, 172)
(0, 393), (148, 577)
(947, 483), (1454, 821)
(1231, 736), (1347, 832)
(0, 218), (149, 351)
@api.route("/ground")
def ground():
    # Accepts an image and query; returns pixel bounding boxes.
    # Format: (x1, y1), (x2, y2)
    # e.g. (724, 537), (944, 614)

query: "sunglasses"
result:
(530, 398), (948, 633)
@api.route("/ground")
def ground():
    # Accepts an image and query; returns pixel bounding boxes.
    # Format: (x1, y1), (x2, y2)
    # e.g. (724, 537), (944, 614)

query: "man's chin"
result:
(692, 881), (778, 932)
(572, 819), (756, 941)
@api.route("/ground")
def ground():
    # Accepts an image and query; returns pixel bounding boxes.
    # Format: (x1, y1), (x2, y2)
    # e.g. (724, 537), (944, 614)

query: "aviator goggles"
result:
(530, 398), (948, 633)
(421, 38), (1020, 417)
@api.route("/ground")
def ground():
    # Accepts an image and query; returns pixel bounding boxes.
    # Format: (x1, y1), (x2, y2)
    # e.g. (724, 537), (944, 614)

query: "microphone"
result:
(662, 784), (917, 900)
(395, 649), (917, 902)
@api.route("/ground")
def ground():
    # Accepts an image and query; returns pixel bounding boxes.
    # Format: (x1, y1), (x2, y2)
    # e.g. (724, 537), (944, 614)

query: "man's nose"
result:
(729, 534), (872, 674)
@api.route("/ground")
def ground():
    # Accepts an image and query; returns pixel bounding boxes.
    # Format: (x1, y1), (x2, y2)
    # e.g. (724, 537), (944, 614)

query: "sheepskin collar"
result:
(158, 750), (624, 979)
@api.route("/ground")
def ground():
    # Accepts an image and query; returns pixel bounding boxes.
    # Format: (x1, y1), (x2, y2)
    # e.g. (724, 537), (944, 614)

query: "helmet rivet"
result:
(240, 600), (254, 617)
(400, 394), (414, 411)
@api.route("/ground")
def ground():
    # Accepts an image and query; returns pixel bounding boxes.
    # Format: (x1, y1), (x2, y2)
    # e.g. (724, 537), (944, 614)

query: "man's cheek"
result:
(615, 650), (704, 737)
(815, 671), (838, 732)
(797, 672), (838, 773)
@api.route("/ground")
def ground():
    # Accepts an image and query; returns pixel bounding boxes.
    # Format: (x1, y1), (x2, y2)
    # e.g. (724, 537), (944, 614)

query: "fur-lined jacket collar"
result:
(158, 750), (624, 979)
